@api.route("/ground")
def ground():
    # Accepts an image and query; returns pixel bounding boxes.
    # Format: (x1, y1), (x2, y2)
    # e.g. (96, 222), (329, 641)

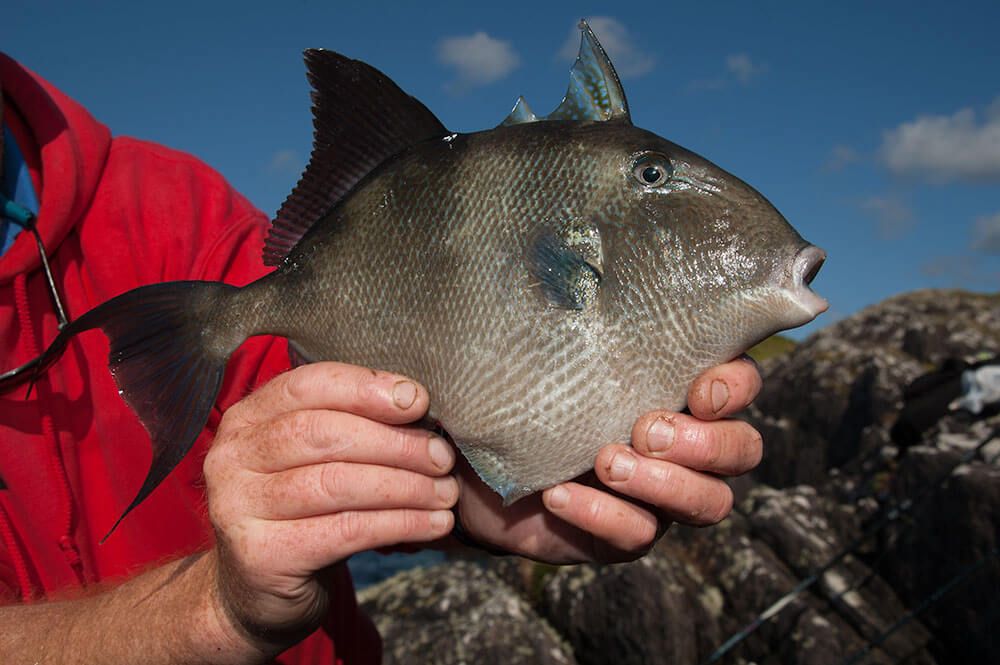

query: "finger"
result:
(631, 412), (763, 476)
(594, 445), (735, 526)
(452, 460), (595, 564)
(226, 362), (429, 428)
(236, 410), (454, 476)
(541, 481), (659, 554)
(687, 355), (762, 420)
(263, 509), (454, 570)
(253, 463), (458, 520)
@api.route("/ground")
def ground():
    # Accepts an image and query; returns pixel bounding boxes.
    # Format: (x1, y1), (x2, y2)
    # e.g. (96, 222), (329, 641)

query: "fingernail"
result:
(647, 418), (675, 453)
(435, 477), (457, 503)
(711, 379), (729, 413)
(547, 486), (570, 510)
(609, 450), (636, 482)
(428, 436), (453, 470)
(430, 510), (452, 530)
(393, 380), (417, 409)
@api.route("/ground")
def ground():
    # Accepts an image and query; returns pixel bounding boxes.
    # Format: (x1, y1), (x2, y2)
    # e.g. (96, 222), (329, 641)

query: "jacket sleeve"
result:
(0, 566), (15, 605)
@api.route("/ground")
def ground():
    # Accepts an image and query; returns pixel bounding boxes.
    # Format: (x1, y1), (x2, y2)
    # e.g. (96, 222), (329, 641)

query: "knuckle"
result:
(398, 511), (423, 539)
(258, 472), (287, 507)
(284, 410), (320, 447)
(594, 503), (657, 556)
(697, 431), (723, 468)
(286, 363), (339, 404)
(406, 488), (428, 511)
(217, 407), (241, 436)
(404, 475), (428, 504)
(203, 446), (223, 480)
(336, 511), (368, 545)
(320, 463), (348, 500)
(205, 430), (244, 482)
(586, 494), (605, 528)
(354, 375), (382, 408)
(282, 367), (311, 404)
(652, 461), (680, 495)
(394, 428), (420, 463)
(628, 515), (658, 551)
(655, 464), (704, 518)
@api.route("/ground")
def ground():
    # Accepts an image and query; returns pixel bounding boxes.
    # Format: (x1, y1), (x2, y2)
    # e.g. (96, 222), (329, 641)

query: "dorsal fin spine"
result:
(498, 19), (631, 128)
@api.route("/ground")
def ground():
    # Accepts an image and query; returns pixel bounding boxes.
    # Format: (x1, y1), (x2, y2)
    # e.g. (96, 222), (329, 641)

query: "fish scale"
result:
(11, 23), (827, 533)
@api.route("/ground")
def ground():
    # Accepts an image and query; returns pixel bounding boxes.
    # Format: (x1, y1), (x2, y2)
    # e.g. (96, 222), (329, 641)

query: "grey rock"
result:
(874, 440), (1000, 664)
(534, 549), (722, 665)
(359, 561), (576, 665)
(742, 486), (935, 663)
(670, 506), (935, 665)
(750, 290), (1000, 489)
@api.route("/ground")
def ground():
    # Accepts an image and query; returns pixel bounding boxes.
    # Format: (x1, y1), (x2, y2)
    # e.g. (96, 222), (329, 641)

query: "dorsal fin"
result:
(265, 49), (449, 266)
(500, 19), (631, 127)
(501, 96), (538, 127)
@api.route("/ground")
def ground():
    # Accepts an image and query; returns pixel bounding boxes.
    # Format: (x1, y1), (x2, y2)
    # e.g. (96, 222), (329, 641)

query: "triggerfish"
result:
(8, 22), (827, 533)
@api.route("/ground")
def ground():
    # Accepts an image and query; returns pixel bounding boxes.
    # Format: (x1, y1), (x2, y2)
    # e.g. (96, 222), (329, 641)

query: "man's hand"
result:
(454, 357), (763, 563)
(203, 362), (457, 653)
(0, 363), (455, 665)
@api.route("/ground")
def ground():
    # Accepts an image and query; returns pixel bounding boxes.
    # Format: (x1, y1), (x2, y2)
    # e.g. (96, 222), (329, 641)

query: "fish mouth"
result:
(785, 245), (828, 319)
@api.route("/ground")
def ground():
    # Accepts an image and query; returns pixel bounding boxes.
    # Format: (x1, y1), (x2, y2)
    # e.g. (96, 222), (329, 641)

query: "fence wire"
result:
(702, 424), (999, 665)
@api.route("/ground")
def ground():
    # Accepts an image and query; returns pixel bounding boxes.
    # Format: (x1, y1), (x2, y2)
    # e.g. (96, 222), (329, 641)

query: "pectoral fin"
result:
(529, 227), (602, 310)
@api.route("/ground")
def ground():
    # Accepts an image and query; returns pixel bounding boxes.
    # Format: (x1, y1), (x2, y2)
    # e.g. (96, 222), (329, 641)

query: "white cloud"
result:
(824, 145), (860, 172)
(437, 32), (520, 90)
(267, 149), (301, 175)
(880, 98), (1000, 183)
(859, 195), (914, 239)
(920, 212), (1000, 283)
(919, 254), (999, 285)
(726, 53), (767, 85)
(972, 211), (1000, 253)
(919, 255), (978, 281)
(559, 17), (654, 78)
(687, 78), (726, 92)
(688, 53), (767, 92)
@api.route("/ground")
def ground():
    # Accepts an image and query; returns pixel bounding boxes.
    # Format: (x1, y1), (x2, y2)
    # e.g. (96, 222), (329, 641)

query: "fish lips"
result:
(783, 244), (829, 321)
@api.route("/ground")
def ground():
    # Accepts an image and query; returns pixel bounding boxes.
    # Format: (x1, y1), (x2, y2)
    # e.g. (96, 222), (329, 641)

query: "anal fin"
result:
(458, 443), (533, 506)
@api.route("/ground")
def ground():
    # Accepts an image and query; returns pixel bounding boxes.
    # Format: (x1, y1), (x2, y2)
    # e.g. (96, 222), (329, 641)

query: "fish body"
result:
(243, 119), (823, 501)
(10, 23), (826, 530)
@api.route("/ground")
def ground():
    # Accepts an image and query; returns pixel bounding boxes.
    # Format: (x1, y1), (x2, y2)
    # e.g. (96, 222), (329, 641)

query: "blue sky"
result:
(4, 1), (999, 338)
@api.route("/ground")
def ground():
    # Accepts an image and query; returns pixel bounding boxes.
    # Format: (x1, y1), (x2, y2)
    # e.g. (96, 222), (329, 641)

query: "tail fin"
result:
(24, 281), (243, 539)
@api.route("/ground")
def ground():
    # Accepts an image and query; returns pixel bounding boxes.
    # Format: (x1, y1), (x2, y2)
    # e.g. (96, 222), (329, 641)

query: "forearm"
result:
(0, 550), (267, 665)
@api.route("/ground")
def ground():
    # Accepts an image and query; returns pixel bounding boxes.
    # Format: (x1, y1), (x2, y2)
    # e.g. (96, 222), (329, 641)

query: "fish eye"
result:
(631, 153), (673, 188)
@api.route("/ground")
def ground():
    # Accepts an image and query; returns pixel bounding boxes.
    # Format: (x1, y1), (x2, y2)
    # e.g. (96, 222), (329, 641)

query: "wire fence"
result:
(703, 424), (1000, 665)
(839, 547), (999, 665)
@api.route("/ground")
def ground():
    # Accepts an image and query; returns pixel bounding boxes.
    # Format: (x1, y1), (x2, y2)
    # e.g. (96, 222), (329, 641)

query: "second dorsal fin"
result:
(501, 20), (631, 128)
(265, 49), (449, 266)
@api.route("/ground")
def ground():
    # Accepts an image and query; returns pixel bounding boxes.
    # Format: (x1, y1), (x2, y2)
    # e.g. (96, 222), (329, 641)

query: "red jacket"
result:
(0, 55), (379, 664)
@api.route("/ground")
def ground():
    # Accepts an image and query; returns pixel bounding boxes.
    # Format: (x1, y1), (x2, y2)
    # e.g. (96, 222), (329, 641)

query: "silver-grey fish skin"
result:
(232, 119), (826, 502)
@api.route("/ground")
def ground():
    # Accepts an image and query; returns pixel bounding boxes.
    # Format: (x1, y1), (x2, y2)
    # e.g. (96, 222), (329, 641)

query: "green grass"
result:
(747, 335), (796, 362)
